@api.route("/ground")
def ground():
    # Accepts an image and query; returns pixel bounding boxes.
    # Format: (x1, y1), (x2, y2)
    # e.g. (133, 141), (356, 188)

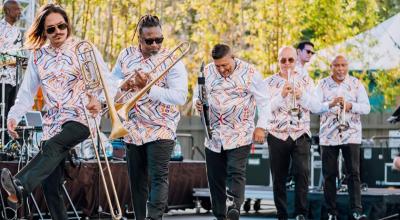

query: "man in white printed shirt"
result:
(295, 41), (315, 77)
(0, 0), (22, 144)
(315, 55), (370, 220)
(1, 4), (111, 220)
(194, 44), (268, 220)
(112, 15), (188, 220)
(264, 46), (320, 220)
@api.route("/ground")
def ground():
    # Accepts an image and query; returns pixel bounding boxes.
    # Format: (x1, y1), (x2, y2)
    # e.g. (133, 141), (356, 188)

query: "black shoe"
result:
(352, 212), (367, 220)
(328, 213), (338, 220)
(0, 168), (23, 207)
(227, 207), (240, 220)
(295, 214), (306, 220)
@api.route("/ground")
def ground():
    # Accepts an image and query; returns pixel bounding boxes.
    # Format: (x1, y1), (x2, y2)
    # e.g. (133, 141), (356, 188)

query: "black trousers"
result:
(0, 84), (16, 144)
(267, 134), (310, 219)
(321, 144), (362, 215)
(15, 121), (90, 220)
(125, 139), (175, 220)
(205, 144), (251, 220)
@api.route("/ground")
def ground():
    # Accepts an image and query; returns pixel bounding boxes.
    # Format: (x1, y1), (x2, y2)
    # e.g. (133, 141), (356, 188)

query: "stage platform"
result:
(1, 160), (400, 219)
(193, 186), (400, 219)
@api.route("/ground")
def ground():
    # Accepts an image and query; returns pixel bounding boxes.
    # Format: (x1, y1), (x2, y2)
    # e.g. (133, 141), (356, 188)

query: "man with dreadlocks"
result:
(111, 15), (188, 220)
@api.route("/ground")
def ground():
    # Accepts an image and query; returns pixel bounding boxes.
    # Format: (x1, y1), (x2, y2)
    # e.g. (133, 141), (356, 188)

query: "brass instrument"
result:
(116, 41), (191, 121)
(288, 69), (300, 117)
(75, 40), (123, 220)
(337, 98), (349, 131)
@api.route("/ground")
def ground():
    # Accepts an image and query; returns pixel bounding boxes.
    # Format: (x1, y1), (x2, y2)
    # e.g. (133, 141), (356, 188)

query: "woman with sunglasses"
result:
(264, 46), (321, 220)
(111, 15), (188, 220)
(0, 4), (114, 219)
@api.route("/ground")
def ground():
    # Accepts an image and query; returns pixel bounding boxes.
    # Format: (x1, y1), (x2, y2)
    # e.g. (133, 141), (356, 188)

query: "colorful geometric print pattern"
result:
(0, 19), (23, 86)
(265, 72), (314, 141)
(318, 76), (366, 145)
(32, 38), (94, 140)
(115, 46), (180, 145)
(204, 59), (257, 152)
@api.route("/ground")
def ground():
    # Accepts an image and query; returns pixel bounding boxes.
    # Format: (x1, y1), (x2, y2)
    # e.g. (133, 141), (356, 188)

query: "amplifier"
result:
(361, 147), (400, 187)
(246, 143), (271, 186)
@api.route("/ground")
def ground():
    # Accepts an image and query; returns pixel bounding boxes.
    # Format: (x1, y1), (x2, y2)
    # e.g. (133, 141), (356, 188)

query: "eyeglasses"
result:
(143, 37), (164, 45)
(46, 23), (68, 34)
(280, 57), (295, 64)
(305, 49), (315, 55)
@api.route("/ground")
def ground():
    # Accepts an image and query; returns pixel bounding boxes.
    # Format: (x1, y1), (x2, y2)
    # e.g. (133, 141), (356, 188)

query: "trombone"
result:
(116, 41), (191, 121)
(75, 40), (123, 220)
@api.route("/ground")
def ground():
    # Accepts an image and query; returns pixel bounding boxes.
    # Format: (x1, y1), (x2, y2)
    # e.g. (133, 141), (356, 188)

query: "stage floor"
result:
(1, 160), (400, 219)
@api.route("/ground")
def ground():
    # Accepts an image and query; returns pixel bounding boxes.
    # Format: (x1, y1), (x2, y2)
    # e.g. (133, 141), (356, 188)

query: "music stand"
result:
(378, 106), (400, 219)
(387, 105), (400, 124)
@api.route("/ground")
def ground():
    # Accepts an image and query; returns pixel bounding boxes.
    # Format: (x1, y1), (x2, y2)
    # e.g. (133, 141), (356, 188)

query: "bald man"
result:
(314, 55), (370, 220)
(0, 0), (22, 144)
(264, 46), (320, 220)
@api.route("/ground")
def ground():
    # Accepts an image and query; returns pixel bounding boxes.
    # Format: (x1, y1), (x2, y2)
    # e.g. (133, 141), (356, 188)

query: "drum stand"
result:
(16, 127), (81, 220)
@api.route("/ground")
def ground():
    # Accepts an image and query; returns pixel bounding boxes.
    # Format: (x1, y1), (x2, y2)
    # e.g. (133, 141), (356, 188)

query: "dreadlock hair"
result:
(25, 4), (71, 49)
(132, 14), (161, 40)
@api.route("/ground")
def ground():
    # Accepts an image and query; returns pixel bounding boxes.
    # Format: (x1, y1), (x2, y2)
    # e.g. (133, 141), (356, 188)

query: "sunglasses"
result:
(280, 57), (295, 64)
(46, 23), (68, 34)
(305, 49), (315, 55)
(143, 37), (164, 45)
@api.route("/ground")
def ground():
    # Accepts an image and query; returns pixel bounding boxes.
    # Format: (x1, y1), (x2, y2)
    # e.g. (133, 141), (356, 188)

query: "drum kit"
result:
(0, 48), (29, 160)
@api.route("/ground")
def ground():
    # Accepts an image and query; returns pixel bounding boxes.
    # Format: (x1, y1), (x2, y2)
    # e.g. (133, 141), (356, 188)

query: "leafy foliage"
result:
(30, 0), (399, 112)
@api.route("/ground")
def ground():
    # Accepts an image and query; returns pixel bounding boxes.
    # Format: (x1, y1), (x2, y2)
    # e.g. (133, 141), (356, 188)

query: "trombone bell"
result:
(75, 41), (128, 140)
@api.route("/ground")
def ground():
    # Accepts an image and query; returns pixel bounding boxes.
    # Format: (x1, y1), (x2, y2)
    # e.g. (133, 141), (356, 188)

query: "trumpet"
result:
(288, 69), (300, 117)
(75, 40), (123, 220)
(116, 41), (191, 121)
(337, 98), (349, 131)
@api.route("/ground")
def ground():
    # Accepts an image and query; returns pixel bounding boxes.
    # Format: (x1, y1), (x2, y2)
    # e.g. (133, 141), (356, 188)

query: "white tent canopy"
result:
(310, 13), (400, 71)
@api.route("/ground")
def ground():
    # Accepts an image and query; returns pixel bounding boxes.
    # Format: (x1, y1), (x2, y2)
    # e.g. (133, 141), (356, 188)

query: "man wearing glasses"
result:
(1, 4), (110, 219)
(111, 15), (188, 220)
(0, 0), (22, 145)
(295, 41), (315, 76)
(264, 46), (320, 220)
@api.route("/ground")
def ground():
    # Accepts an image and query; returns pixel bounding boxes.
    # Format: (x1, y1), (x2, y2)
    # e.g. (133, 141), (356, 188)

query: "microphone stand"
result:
(197, 62), (212, 141)
(0, 67), (7, 148)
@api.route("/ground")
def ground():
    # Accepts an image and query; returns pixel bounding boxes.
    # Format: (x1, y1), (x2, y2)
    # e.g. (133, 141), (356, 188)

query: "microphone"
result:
(197, 61), (212, 140)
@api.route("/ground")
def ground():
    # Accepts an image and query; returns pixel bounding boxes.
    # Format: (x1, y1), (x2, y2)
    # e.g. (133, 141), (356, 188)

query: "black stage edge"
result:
(0, 160), (208, 219)
(194, 185), (400, 219)
(302, 188), (400, 219)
